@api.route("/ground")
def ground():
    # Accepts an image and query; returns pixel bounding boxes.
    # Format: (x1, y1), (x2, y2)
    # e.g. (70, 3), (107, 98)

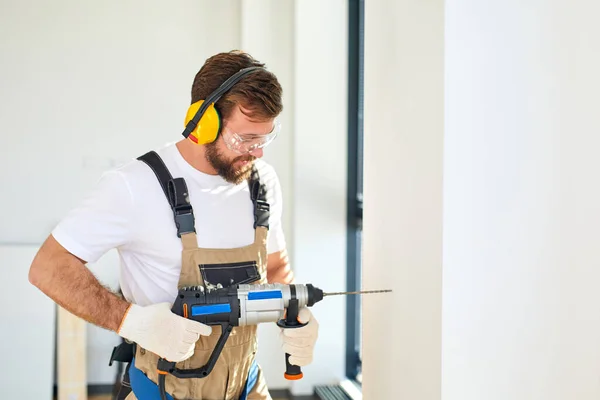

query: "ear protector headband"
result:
(182, 66), (264, 145)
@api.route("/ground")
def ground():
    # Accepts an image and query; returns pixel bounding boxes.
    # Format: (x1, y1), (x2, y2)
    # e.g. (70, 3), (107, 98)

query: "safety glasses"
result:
(221, 119), (281, 154)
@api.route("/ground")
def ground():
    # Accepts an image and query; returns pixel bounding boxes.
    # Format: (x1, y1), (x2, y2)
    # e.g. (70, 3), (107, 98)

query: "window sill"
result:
(340, 378), (362, 400)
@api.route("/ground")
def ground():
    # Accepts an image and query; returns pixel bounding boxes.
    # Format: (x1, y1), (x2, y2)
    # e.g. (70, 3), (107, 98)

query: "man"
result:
(28, 50), (319, 400)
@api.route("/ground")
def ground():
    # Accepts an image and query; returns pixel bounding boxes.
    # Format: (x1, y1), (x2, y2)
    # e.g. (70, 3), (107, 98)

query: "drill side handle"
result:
(277, 298), (306, 380)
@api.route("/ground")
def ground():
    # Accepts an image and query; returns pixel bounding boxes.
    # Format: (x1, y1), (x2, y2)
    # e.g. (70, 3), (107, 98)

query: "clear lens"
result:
(222, 120), (281, 154)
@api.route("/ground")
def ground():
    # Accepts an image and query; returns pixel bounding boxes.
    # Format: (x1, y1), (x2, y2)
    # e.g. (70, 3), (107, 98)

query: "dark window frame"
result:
(346, 0), (364, 382)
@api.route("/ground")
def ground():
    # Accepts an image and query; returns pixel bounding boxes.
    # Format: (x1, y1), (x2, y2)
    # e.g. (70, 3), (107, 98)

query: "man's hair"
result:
(191, 50), (283, 122)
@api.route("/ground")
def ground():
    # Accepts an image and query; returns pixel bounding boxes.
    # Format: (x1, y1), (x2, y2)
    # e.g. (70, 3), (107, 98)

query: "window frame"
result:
(345, 0), (364, 382)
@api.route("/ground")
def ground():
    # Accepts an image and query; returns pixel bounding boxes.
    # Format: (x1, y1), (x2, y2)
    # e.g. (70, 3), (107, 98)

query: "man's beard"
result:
(205, 142), (255, 185)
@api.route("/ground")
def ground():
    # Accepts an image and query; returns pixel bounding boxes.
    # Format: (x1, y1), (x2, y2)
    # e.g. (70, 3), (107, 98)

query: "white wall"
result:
(443, 1), (600, 399)
(361, 1), (600, 400)
(1, 245), (55, 398)
(361, 0), (445, 399)
(0, 0), (242, 243)
(292, 0), (348, 395)
(0, 0), (347, 394)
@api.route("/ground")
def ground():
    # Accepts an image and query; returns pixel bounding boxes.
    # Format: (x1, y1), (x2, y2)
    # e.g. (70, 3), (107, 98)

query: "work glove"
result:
(117, 302), (212, 362)
(280, 307), (319, 366)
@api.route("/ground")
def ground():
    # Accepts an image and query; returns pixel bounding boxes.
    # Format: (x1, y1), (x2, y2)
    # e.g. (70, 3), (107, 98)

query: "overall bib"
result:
(114, 151), (272, 400)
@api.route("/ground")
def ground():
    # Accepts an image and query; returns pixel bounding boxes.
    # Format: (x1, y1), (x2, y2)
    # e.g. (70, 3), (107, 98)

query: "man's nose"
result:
(249, 148), (263, 158)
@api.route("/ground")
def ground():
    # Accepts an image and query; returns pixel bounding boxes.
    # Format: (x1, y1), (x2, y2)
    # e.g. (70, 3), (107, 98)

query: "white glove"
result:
(280, 307), (319, 366)
(118, 302), (212, 362)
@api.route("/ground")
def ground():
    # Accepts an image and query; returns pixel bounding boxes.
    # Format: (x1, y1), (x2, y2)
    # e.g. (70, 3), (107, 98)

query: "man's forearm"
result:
(267, 249), (295, 284)
(29, 235), (130, 332)
(268, 264), (294, 284)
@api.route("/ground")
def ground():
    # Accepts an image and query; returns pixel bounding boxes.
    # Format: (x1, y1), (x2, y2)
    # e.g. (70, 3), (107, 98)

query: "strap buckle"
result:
(108, 341), (135, 366)
(253, 198), (270, 229)
(248, 171), (270, 229)
(174, 205), (196, 237)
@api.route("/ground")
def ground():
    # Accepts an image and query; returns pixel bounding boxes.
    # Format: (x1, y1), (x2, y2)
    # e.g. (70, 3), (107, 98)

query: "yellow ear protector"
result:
(182, 66), (264, 145)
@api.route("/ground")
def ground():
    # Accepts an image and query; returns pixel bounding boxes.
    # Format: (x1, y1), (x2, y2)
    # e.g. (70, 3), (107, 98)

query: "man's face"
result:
(204, 105), (275, 185)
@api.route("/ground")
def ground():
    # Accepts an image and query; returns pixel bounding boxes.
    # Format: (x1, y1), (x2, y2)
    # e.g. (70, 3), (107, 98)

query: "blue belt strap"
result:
(129, 357), (259, 400)
(129, 357), (174, 400)
(239, 359), (259, 400)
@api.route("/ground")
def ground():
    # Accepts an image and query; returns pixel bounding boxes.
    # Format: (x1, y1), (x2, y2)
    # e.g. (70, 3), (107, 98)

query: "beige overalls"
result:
(124, 151), (272, 400)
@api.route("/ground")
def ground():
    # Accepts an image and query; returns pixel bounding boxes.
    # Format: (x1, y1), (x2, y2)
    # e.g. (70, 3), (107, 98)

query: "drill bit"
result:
(323, 289), (392, 296)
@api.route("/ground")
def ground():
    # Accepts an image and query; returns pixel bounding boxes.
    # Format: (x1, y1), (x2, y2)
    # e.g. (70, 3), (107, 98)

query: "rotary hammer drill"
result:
(155, 283), (390, 400)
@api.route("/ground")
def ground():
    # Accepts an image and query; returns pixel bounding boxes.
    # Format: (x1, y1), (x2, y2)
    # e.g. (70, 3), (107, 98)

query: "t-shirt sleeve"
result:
(265, 167), (287, 255)
(51, 170), (135, 264)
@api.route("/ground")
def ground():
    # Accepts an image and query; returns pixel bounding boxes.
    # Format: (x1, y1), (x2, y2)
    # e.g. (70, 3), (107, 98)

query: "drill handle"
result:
(277, 298), (306, 380)
(156, 322), (233, 379)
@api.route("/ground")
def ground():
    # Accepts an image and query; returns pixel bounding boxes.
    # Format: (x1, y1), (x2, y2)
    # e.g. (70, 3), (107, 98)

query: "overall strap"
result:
(247, 165), (270, 230)
(137, 151), (197, 244)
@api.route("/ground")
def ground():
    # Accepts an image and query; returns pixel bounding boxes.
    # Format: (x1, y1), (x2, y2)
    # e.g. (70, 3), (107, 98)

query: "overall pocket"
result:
(199, 260), (260, 288)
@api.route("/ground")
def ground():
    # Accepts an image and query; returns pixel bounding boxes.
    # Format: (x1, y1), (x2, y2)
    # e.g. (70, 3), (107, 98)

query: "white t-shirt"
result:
(52, 142), (286, 306)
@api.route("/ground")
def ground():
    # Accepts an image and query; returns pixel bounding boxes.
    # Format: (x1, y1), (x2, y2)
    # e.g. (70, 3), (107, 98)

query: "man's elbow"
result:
(28, 235), (59, 289)
(28, 251), (47, 288)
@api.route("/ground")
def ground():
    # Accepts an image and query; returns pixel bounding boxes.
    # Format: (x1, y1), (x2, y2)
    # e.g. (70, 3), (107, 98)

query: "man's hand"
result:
(280, 307), (319, 366)
(118, 302), (212, 362)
